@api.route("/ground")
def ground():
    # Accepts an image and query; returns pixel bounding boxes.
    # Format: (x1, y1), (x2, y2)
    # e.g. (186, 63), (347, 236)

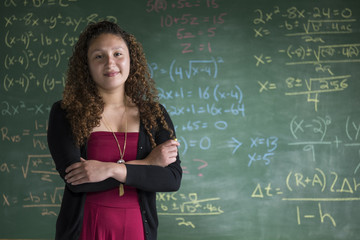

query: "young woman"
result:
(47, 21), (182, 240)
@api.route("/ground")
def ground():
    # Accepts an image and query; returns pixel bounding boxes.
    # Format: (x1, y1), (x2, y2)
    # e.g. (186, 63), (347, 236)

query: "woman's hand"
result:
(64, 158), (117, 185)
(146, 139), (180, 167)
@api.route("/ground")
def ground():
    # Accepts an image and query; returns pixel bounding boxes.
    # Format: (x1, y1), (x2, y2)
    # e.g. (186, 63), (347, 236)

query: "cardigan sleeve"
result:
(125, 105), (182, 192)
(47, 101), (121, 193)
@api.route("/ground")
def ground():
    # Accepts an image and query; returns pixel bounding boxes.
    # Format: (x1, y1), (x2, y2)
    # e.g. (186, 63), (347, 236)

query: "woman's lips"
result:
(104, 71), (119, 77)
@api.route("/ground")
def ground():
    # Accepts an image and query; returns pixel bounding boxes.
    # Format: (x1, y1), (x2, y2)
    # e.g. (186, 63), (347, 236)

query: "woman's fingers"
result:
(65, 166), (85, 183)
(146, 139), (180, 167)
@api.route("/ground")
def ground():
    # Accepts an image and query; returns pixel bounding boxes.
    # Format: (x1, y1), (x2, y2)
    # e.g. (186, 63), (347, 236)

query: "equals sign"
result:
(23, 129), (30, 136)
(269, 83), (277, 90)
(189, 140), (197, 147)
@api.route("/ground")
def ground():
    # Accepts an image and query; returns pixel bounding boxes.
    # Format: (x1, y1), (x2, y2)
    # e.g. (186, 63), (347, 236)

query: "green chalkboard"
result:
(1, 0), (360, 239)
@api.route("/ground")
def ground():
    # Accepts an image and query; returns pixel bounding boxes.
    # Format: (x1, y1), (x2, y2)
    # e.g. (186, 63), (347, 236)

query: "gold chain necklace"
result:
(101, 106), (127, 197)
(102, 114), (127, 162)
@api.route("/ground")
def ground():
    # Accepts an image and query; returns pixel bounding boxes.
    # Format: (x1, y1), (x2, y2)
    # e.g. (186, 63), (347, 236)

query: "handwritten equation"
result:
(156, 192), (223, 228)
(253, 7), (354, 37)
(148, 57), (224, 82)
(289, 115), (360, 146)
(258, 74), (350, 111)
(146, 0), (226, 54)
(1, 186), (64, 217)
(5, 48), (66, 70)
(3, 72), (66, 93)
(252, 6), (359, 111)
(4, 0), (79, 8)
(252, 168), (360, 227)
(279, 44), (360, 65)
(1, 101), (52, 116)
(5, 30), (78, 49)
(4, 12), (117, 31)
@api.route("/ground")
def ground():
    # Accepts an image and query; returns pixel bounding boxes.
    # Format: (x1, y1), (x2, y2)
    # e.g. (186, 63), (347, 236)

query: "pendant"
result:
(117, 159), (125, 164)
(119, 183), (124, 197)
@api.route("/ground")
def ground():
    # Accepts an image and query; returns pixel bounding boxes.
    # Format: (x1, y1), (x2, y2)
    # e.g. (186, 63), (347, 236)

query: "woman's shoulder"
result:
(158, 103), (171, 120)
(49, 100), (67, 117)
(51, 100), (62, 109)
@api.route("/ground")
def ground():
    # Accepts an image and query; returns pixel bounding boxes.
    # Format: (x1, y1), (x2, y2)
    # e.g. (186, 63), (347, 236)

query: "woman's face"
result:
(87, 33), (130, 93)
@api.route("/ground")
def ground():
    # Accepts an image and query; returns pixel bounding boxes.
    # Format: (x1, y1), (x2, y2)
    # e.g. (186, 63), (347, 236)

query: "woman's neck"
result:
(101, 91), (127, 110)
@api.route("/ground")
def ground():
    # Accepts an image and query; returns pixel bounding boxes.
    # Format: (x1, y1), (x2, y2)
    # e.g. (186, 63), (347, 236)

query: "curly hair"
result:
(62, 21), (173, 147)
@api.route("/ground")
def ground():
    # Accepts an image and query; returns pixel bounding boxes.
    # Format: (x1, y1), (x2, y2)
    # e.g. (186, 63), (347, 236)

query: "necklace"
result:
(101, 106), (127, 197)
(102, 114), (127, 162)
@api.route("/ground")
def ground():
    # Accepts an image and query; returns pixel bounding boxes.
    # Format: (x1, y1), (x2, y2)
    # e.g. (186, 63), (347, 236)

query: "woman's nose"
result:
(105, 55), (115, 66)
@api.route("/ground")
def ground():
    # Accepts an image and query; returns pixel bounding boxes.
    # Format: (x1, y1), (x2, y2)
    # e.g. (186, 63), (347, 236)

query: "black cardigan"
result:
(47, 101), (182, 240)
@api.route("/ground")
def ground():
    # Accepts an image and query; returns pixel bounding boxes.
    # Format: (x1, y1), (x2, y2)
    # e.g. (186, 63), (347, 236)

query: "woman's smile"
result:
(104, 71), (120, 77)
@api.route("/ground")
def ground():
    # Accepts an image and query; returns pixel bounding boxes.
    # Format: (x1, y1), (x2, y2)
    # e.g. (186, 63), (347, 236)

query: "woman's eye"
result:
(114, 52), (122, 57)
(95, 55), (102, 59)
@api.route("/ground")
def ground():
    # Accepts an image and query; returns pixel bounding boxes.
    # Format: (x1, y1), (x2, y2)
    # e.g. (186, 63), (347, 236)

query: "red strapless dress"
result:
(79, 132), (144, 240)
